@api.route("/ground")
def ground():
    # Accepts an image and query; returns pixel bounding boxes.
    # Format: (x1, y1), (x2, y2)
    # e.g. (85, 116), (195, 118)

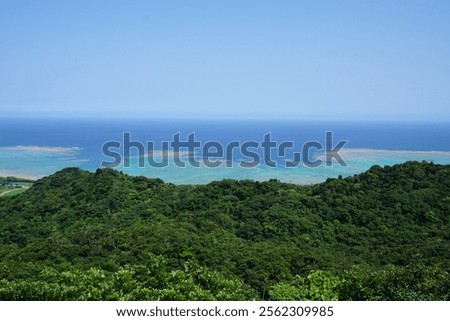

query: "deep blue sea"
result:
(1, 118), (449, 184)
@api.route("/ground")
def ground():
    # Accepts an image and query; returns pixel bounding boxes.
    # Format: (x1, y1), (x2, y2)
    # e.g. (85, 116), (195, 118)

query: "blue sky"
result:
(1, 0), (449, 120)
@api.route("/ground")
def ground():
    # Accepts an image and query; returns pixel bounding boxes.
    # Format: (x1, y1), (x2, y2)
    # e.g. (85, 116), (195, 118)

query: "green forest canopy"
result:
(0, 161), (448, 300)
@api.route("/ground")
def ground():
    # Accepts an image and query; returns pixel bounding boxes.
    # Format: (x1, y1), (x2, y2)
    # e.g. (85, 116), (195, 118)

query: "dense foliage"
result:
(0, 161), (448, 300)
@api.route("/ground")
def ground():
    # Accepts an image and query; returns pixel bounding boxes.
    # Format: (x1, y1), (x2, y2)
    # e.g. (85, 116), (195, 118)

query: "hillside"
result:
(0, 161), (449, 300)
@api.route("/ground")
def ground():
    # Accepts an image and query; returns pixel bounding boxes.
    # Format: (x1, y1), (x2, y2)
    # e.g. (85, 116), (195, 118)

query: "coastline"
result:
(0, 171), (42, 181)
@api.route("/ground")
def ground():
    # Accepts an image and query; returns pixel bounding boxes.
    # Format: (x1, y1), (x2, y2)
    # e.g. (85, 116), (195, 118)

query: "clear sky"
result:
(1, 0), (449, 120)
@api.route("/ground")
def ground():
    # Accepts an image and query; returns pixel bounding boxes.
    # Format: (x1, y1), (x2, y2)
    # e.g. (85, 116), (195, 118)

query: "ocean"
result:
(0, 117), (449, 184)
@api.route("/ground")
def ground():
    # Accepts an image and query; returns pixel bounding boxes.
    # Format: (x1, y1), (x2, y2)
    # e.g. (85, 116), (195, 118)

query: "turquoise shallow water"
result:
(0, 146), (88, 179)
(0, 118), (449, 184)
(1, 145), (449, 184)
(103, 148), (450, 184)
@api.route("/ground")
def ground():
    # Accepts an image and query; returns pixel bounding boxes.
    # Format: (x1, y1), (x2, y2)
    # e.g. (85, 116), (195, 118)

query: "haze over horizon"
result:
(1, 1), (449, 121)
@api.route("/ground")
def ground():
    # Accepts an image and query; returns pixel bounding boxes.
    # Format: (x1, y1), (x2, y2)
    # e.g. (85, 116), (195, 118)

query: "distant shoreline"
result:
(0, 171), (41, 181)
